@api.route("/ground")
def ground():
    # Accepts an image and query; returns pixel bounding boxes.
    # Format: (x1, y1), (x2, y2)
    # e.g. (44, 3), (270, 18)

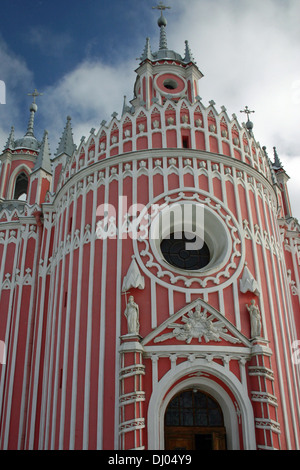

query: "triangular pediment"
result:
(142, 298), (251, 348)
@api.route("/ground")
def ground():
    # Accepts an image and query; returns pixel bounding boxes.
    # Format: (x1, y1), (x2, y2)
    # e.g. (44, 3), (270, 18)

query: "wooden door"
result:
(165, 426), (226, 450)
(164, 389), (227, 450)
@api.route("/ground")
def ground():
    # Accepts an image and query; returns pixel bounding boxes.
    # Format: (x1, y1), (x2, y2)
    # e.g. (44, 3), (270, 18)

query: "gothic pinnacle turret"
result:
(33, 129), (51, 174)
(273, 146), (283, 170)
(4, 126), (15, 150)
(55, 116), (76, 158)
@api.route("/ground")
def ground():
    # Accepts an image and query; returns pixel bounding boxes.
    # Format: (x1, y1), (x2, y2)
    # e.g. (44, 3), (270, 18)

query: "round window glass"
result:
(163, 79), (178, 90)
(160, 232), (210, 271)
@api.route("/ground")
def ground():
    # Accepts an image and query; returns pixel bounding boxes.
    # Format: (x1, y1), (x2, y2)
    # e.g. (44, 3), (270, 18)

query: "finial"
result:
(240, 106), (255, 121)
(122, 96), (132, 116)
(240, 106), (255, 132)
(55, 115), (76, 158)
(33, 129), (51, 174)
(273, 146), (283, 170)
(184, 40), (195, 63)
(27, 88), (43, 104)
(152, 1), (171, 15)
(5, 126), (15, 150)
(140, 37), (153, 62)
(25, 88), (43, 137)
(152, 2), (171, 50)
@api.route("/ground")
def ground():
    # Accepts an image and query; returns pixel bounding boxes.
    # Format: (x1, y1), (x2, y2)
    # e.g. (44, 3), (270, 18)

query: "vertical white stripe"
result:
(39, 213), (58, 449)
(0, 230), (20, 447)
(250, 185), (291, 448)
(59, 194), (78, 449)
(69, 182), (87, 449)
(3, 228), (28, 448)
(232, 280), (241, 330)
(151, 279), (157, 328)
(49, 209), (68, 449)
(168, 287), (174, 317)
(114, 165), (123, 449)
(83, 175), (97, 449)
(19, 226), (42, 449)
(97, 168), (109, 449)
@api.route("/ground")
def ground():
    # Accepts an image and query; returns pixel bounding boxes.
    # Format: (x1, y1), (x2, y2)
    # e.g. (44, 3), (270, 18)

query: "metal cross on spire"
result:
(152, 2), (171, 50)
(240, 106), (255, 122)
(152, 1), (171, 13)
(27, 88), (43, 104)
(25, 88), (43, 137)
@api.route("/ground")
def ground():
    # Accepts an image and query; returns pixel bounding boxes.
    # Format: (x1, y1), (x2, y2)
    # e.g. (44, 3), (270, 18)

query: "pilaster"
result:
(119, 334), (145, 450)
(248, 338), (281, 450)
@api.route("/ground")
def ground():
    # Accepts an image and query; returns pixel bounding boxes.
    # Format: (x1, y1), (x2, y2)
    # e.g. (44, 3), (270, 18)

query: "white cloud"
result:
(0, 36), (34, 132)
(27, 26), (73, 58)
(38, 58), (136, 153)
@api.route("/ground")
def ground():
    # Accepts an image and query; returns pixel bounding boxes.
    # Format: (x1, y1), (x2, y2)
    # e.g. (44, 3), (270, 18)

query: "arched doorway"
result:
(164, 389), (226, 450)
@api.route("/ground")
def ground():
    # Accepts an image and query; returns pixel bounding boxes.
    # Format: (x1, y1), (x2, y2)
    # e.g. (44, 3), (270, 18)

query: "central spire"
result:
(152, 1), (171, 50)
(25, 88), (43, 137)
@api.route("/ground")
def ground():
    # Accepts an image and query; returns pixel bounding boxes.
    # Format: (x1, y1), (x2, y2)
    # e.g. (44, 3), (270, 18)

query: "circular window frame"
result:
(154, 72), (187, 97)
(149, 201), (231, 276)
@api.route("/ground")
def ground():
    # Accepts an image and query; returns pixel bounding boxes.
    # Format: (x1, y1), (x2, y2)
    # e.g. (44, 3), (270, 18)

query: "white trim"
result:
(69, 173), (87, 448)
(83, 171), (97, 449)
(97, 167), (109, 449)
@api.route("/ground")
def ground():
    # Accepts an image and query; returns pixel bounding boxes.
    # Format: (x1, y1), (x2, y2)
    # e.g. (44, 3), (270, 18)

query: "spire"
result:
(33, 130), (51, 174)
(273, 146), (283, 170)
(55, 116), (76, 158)
(263, 146), (277, 185)
(140, 37), (153, 62)
(184, 40), (195, 63)
(152, 2), (171, 50)
(158, 16), (168, 50)
(122, 96), (132, 116)
(4, 126), (15, 150)
(25, 88), (43, 137)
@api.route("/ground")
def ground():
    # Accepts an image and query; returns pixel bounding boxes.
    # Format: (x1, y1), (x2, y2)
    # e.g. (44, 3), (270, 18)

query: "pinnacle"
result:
(55, 116), (76, 158)
(33, 129), (52, 174)
(273, 146), (283, 170)
(184, 40), (195, 63)
(4, 126), (15, 150)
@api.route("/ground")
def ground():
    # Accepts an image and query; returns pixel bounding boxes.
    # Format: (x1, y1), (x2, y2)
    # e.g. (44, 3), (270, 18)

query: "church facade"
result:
(0, 6), (299, 450)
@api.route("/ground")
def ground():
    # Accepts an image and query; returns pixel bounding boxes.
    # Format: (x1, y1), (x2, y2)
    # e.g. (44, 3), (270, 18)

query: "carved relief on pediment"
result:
(142, 299), (250, 348)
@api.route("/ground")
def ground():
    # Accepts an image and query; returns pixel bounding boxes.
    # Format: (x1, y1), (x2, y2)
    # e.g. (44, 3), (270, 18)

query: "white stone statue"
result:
(246, 300), (262, 338)
(124, 295), (140, 335)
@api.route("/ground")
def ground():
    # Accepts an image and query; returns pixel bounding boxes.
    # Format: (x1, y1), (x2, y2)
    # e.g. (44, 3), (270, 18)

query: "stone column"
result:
(248, 338), (281, 450)
(119, 334), (145, 450)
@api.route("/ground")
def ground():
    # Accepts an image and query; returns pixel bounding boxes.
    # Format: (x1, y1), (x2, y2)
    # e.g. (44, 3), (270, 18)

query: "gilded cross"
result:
(27, 88), (43, 103)
(240, 106), (255, 121)
(152, 2), (171, 13)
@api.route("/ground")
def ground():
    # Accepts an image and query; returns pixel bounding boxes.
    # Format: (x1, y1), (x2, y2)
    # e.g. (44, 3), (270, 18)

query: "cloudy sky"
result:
(0, 0), (299, 218)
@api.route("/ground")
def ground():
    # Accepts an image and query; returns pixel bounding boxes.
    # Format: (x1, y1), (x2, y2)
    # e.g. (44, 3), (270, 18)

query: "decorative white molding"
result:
(143, 298), (251, 349)
(153, 300), (242, 345)
(135, 190), (243, 290)
(240, 262), (260, 296)
(122, 257), (145, 293)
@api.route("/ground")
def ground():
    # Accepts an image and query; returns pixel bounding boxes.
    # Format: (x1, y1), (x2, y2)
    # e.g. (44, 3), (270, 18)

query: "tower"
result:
(0, 4), (299, 450)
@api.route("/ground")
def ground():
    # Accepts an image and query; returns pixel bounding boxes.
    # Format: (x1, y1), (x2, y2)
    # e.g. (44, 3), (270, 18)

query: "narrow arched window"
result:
(13, 172), (28, 200)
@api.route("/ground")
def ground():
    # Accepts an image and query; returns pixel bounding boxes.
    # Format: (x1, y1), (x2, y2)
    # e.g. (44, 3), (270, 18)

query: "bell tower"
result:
(0, 89), (52, 206)
(132, 3), (203, 112)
